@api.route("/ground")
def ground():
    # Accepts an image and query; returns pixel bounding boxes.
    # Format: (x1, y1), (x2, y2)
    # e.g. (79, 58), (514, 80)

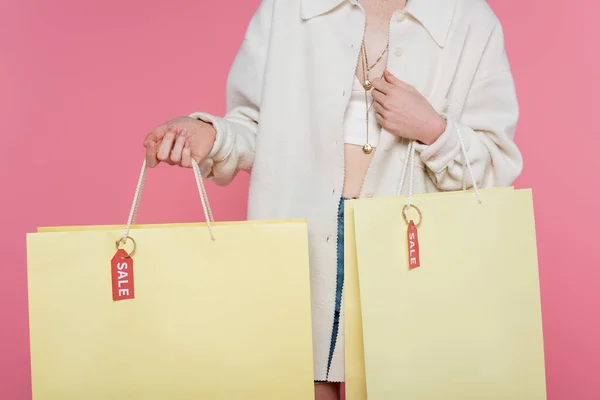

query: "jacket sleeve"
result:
(415, 21), (523, 190)
(189, 0), (273, 186)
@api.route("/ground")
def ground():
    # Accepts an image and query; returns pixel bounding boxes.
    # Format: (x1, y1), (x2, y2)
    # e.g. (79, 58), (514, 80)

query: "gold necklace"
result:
(360, 41), (388, 154)
(361, 41), (388, 91)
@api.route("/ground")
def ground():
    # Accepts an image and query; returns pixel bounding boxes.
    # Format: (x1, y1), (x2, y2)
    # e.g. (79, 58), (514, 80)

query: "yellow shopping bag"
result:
(27, 161), (315, 400)
(344, 198), (367, 400)
(345, 137), (546, 399)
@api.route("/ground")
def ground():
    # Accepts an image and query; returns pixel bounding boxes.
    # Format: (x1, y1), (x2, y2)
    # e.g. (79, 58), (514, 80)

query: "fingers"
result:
(145, 140), (160, 168)
(144, 125), (169, 167)
(143, 131), (157, 147)
(373, 71), (414, 95)
(169, 130), (187, 164)
(375, 112), (385, 127)
(383, 70), (400, 84)
(371, 77), (394, 94)
(383, 70), (412, 90)
(156, 127), (177, 164)
(371, 89), (388, 109)
(144, 117), (211, 168)
(374, 100), (390, 129)
(148, 127), (195, 168)
(373, 99), (387, 122)
(181, 143), (192, 168)
(149, 124), (170, 143)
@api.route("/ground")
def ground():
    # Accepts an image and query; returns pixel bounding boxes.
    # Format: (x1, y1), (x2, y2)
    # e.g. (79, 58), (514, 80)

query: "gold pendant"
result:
(362, 143), (373, 154)
(363, 80), (373, 91)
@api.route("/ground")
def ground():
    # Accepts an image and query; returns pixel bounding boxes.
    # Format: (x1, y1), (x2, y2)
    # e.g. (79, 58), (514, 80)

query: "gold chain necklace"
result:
(360, 41), (388, 154)
(361, 41), (388, 91)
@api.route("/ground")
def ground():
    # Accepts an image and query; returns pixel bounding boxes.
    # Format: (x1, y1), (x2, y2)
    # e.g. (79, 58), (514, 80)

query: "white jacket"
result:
(191, 0), (522, 382)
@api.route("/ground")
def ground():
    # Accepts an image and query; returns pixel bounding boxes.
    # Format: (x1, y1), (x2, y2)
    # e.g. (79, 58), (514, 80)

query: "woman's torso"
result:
(245, 0), (501, 381)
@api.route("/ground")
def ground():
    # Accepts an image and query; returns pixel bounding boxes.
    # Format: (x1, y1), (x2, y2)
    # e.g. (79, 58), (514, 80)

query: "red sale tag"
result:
(111, 249), (135, 301)
(407, 220), (420, 269)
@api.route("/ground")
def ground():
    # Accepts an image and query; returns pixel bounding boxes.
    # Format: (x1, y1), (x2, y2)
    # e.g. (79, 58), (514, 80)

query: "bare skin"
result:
(343, 0), (407, 200)
(315, 382), (342, 400)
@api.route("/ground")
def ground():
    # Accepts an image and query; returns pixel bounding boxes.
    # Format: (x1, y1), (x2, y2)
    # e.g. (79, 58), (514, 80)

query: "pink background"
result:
(1, 0), (599, 398)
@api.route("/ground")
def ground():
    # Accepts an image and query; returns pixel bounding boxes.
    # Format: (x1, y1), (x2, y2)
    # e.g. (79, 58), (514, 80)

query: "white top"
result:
(191, 0), (522, 382)
(343, 77), (382, 148)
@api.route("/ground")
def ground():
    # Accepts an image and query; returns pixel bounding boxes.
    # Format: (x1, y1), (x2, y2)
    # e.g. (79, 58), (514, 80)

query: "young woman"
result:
(144, 0), (522, 398)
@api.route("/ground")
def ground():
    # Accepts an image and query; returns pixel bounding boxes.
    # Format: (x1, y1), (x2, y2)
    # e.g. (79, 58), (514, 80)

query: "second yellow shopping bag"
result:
(27, 161), (315, 400)
(345, 136), (546, 399)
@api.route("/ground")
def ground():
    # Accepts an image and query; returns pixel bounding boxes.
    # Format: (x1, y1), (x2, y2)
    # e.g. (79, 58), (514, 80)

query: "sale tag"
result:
(407, 220), (420, 269)
(111, 249), (135, 301)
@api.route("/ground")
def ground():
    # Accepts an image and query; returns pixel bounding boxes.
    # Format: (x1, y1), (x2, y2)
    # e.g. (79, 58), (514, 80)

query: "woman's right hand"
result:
(144, 116), (217, 168)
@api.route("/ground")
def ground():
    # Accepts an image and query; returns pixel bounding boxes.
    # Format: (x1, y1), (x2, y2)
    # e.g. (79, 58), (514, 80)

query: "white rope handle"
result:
(120, 159), (216, 245)
(192, 160), (215, 228)
(396, 119), (481, 206)
(455, 120), (481, 203)
(397, 139), (414, 198)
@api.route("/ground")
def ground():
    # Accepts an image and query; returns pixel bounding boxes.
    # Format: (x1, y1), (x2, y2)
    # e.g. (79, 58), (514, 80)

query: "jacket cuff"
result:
(416, 117), (471, 173)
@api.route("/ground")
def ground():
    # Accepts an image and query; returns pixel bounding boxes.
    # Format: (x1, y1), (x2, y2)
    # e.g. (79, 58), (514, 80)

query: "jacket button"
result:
(395, 47), (403, 57)
(365, 192), (374, 198)
(396, 12), (406, 22)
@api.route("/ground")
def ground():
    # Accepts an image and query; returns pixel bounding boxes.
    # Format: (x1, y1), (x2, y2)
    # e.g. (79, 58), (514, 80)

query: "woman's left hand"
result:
(372, 70), (447, 145)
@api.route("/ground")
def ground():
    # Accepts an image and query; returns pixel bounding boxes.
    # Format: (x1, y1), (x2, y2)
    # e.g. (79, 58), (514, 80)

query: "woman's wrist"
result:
(421, 114), (447, 145)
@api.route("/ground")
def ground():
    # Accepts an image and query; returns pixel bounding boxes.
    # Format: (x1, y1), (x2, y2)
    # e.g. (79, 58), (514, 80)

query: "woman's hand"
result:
(144, 116), (217, 168)
(372, 70), (447, 145)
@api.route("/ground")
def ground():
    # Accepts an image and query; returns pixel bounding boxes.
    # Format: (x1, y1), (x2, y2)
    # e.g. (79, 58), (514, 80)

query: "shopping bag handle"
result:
(117, 159), (216, 254)
(396, 119), (481, 219)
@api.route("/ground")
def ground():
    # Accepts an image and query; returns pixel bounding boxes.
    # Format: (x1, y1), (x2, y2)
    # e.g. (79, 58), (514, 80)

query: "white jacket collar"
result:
(300, 0), (456, 47)
(300, 0), (347, 20)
